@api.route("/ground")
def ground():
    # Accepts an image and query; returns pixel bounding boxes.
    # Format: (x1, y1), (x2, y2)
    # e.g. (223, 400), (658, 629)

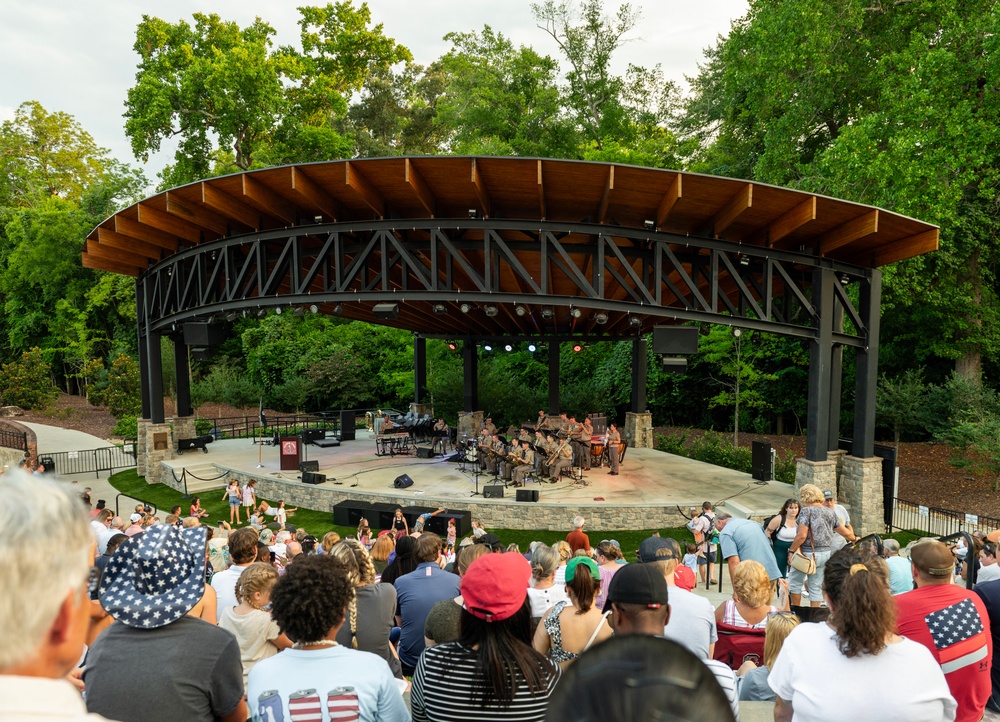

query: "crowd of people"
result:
(6, 469), (1000, 722)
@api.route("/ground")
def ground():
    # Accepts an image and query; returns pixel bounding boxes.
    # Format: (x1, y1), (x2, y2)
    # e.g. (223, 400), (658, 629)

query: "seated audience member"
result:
(896, 539), (990, 722)
(395, 533), (461, 676)
(0, 472), (119, 721)
(735, 610), (799, 701)
(411, 553), (561, 722)
(369, 532), (395, 575)
(379, 535), (416, 586)
(979, 542), (1000, 584)
(715, 560), (787, 629)
(210, 526), (260, 623)
(85, 525), (246, 722)
(552, 540), (572, 585)
(247, 555), (409, 722)
(425, 543), (491, 647)
(328, 539), (402, 677)
(218, 562), (292, 691)
(883, 538), (914, 594)
(527, 545), (570, 625)
(544, 635), (736, 722)
(533, 557), (613, 668)
(770, 548), (957, 722)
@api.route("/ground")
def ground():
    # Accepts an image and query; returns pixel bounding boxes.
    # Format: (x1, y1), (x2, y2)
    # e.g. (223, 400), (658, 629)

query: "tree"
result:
(877, 368), (928, 447)
(0, 347), (56, 409)
(699, 326), (776, 445)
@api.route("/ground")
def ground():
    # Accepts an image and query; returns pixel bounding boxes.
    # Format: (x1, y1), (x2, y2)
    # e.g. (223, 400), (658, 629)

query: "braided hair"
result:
(234, 562), (280, 609)
(328, 539), (377, 648)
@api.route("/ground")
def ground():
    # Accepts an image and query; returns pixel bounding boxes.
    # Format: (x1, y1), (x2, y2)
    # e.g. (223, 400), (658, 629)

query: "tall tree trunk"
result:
(956, 251), (984, 384)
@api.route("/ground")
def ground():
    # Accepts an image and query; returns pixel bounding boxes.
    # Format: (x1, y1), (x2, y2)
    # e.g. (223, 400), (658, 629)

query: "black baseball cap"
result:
(602, 563), (669, 612)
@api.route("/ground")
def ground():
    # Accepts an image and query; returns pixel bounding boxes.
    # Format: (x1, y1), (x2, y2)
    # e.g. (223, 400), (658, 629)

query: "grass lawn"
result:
(108, 470), (928, 557)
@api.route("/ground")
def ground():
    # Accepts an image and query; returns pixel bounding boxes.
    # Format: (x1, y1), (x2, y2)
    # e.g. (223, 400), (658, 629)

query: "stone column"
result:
(141, 422), (174, 484)
(409, 403), (434, 418)
(826, 449), (848, 487)
(839, 455), (884, 536)
(136, 418), (150, 477)
(625, 411), (654, 449)
(172, 416), (198, 446)
(457, 411), (484, 440)
(795, 458), (838, 492)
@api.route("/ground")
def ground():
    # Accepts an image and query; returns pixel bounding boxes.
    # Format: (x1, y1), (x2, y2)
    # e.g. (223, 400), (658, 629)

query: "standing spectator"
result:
(883, 539), (914, 594)
(210, 526), (260, 623)
(771, 548), (956, 722)
(974, 573), (1000, 713)
(979, 542), (1000, 584)
(222, 479), (241, 525)
(394, 533), (460, 676)
(241, 480), (257, 521)
(787, 484), (854, 608)
(715, 512), (782, 582)
(247, 555), (409, 722)
(823, 489), (855, 551)
(566, 516), (591, 555)
(692, 502), (718, 585)
(896, 540), (991, 722)
(412, 553), (560, 722)
(0, 472), (120, 721)
(765, 498), (801, 578)
(85, 525), (246, 722)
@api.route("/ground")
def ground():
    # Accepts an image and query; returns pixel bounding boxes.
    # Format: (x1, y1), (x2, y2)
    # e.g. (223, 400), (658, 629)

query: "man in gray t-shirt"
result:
(823, 489), (854, 551)
(716, 514), (782, 581)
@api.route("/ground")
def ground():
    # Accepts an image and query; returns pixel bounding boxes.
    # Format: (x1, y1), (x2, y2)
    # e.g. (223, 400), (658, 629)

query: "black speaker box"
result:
(340, 410), (356, 441)
(416, 446), (434, 458)
(183, 322), (225, 347)
(333, 500), (370, 526)
(394, 474), (414, 489)
(483, 485), (505, 499)
(299, 460), (319, 473)
(652, 326), (699, 355)
(424, 511), (471, 537)
(516, 488), (539, 502)
(302, 472), (326, 485)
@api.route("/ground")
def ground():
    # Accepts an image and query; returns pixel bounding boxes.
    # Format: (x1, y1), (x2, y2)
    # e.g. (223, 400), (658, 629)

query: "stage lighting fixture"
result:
(292, 306), (305, 317)
(448, 342), (457, 351)
(570, 307), (582, 319)
(541, 307), (554, 320)
(484, 305), (499, 317)
(468, 209), (477, 218)
(373, 303), (399, 320)
(515, 305), (527, 316)
(256, 308), (267, 318)
(572, 343), (583, 353)
(739, 254), (750, 267)
(644, 219), (655, 230)
(274, 306), (283, 315)
(314, 214), (323, 223)
(594, 312), (608, 324)
(433, 303), (447, 314)
(225, 311), (239, 322)
(309, 304), (319, 314)
(840, 274), (851, 286)
(484, 344), (493, 351)
(528, 344), (537, 352)
(504, 344), (513, 352)
(732, 328), (743, 338)
(460, 302), (474, 314)
(333, 303), (344, 315)
(629, 316), (642, 327)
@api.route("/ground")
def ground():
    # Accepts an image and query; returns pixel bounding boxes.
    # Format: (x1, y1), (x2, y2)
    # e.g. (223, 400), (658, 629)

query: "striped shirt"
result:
(411, 642), (560, 722)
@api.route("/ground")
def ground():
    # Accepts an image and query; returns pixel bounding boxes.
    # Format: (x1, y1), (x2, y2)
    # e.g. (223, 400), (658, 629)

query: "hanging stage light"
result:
(572, 343), (583, 353)
(504, 344), (513, 352)
(484, 344), (493, 351)
(528, 344), (537, 352)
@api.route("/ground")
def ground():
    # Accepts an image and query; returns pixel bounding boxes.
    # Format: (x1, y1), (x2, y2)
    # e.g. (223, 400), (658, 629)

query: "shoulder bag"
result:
(789, 509), (817, 575)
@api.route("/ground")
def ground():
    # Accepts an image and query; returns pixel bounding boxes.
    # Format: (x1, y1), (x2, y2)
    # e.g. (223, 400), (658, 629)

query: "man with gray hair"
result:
(883, 538), (913, 594)
(714, 512), (781, 582)
(566, 515), (591, 554)
(0, 471), (118, 720)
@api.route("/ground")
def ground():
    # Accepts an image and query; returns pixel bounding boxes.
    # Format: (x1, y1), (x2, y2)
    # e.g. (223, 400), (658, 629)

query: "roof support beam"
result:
(471, 159), (491, 218)
(597, 165), (615, 224)
(345, 161), (386, 218)
(166, 192), (230, 236)
(288, 167), (340, 222)
(241, 175), (297, 225)
(655, 175), (682, 229)
(405, 159), (436, 217)
(136, 204), (201, 245)
(200, 183), (261, 230)
(819, 210), (878, 255)
(709, 183), (753, 238)
(115, 215), (181, 251)
(768, 196), (816, 247)
(537, 160), (546, 220)
(97, 227), (163, 262)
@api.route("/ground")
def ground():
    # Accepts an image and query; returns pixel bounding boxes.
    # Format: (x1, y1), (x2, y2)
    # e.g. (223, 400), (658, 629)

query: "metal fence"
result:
(44, 445), (137, 478)
(890, 497), (1000, 538)
(0, 427), (27, 452)
(199, 413), (340, 441)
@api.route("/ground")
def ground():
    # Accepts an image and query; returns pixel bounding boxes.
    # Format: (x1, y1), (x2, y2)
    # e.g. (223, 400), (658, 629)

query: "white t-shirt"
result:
(210, 564), (253, 623)
(978, 563), (1000, 584)
(527, 583), (570, 619)
(769, 621), (957, 722)
(663, 586), (718, 659)
(218, 606), (282, 691)
(247, 645), (409, 722)
(829, 504), (852, 551)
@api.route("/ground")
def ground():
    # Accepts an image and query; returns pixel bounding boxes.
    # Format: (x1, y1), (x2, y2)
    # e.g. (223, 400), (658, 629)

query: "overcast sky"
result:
(0, 0), (748, 179)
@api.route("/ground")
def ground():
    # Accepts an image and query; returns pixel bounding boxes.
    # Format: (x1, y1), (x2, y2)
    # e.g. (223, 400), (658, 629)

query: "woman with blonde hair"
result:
(771, 549), (956, 721)
(553, 540), (573, 585)
(369, 532), (395, 575)
(736, 610), (799, 701)
(320, 531), (341, 555)
(787, 483), (854, 608)
(218, 562), (292, 690)
(716, 560), (787, 628)
(357, 518), (371, 548)
(527, 544), (570, 625)
(328, 538), (402, 678)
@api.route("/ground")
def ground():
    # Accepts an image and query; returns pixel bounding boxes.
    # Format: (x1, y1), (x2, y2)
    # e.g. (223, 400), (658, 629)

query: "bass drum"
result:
(465, 440), (479, 462)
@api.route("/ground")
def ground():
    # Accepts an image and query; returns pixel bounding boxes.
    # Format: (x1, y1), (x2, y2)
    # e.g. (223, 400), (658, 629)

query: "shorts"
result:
(229, 498), (240, 507)
(787, 549), (832, 595)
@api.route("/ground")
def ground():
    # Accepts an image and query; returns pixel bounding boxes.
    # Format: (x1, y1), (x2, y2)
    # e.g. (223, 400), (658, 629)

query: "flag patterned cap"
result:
(99, 523), (207, 628)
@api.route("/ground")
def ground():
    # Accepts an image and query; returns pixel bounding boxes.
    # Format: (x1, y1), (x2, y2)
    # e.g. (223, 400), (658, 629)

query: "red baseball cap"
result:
(461, 552), (531, 622)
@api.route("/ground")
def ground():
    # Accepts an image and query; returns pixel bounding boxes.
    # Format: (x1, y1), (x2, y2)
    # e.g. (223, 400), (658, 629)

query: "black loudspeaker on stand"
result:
(394, 474), (414, 489)
(482, 485), (505, 499)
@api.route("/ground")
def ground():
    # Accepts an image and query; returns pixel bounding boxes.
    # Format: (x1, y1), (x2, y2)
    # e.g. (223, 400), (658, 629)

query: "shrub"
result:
(656, 428), (796, 484)
(112, 415), (138, 439)
(0, 348), (57, 409)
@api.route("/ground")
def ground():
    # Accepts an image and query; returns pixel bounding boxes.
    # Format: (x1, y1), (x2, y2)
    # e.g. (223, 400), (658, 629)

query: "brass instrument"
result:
(546, 440), (570, 466)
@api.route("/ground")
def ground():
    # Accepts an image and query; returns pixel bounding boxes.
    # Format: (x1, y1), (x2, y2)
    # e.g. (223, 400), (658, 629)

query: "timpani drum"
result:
(590, 441), (606, 467)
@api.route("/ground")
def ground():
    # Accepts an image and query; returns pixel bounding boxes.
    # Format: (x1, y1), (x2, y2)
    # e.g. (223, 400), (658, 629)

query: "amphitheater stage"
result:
(162, 431), (794, 532)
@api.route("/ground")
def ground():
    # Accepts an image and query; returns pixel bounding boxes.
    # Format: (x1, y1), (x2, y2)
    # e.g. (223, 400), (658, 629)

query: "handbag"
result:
(789, 509), (817, 575)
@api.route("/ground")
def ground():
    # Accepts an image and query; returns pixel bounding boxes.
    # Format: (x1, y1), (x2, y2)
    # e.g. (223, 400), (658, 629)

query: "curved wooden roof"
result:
(84, 157), (938, 278)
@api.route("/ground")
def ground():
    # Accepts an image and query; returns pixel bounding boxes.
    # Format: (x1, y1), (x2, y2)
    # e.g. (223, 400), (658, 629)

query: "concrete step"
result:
(168, 463), (228, 494)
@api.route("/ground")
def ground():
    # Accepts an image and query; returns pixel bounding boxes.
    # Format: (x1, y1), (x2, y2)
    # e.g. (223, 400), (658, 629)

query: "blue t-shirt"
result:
(719, 518), (782, 581)
(247, 645), (408, 722)
(886, 555), (914, 594)
(394, 562), (461, 667)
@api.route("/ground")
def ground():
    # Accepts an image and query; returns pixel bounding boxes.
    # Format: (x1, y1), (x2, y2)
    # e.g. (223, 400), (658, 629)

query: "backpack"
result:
(688, 512), (708, 544)
(762, 514), (779, 535)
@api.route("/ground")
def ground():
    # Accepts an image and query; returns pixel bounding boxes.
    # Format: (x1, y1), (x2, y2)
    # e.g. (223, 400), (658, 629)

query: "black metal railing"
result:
(44, 446), (137, 478)
(196, 413), (338, 441)
(890, 497), (1000, 538)
(0, 427), (27, 451)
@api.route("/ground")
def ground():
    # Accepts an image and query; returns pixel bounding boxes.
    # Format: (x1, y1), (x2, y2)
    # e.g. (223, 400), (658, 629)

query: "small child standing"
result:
(684, 542), (700, 577)
(446, 517), (457, 552)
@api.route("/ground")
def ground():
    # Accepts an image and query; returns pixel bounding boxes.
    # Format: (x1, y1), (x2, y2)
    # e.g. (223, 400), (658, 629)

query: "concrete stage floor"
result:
(164, 430), (794, 531)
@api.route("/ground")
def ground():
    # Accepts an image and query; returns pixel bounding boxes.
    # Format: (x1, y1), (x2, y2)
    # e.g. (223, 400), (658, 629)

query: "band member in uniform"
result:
(581, 416), (594, 471)
(513, 442), (535, 487)
(432, 418), (449, 455)
(607, 423), (621, 475)
(533, 432), (548, 478)
(549, 437), (573, 481)
(501, 439), (521, 481)
(567, 415), (584, 469)
(382, 414), (395, 431)
(483, 416), (498, 437)
(534, 410), (549, 431)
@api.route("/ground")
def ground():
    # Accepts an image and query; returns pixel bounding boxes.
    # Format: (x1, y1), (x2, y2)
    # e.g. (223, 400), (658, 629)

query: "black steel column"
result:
(806, 269), (835, 461)
(414, 336), (427, 404)
(173, 336), (192, 418)
(548, 343), (560, 413)
(827, 301), (844, 452)
(631, 338), (647, 413)
(463, 340), (478, 412)
(853, 270), (882, 458)
(147, 328), (164, 424)
(136, 280), (151, 420)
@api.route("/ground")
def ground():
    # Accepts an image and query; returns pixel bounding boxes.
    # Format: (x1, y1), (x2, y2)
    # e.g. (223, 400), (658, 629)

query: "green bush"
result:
(0, 347), (57, 409)
(656, 428), (796, 484)
(112, 415), (138, 438)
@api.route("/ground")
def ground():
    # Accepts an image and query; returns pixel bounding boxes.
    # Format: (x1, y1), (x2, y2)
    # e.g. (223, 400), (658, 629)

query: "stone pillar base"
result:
(409, 403), (434, 419)
(625, 411), (654, 449)
(171, 416), (198, 446)
(826, 449), (848, 487)
(140, 422), (174, 484)
(795, 458), (838, 492)
(839, 455), (884, 536)
(136, 419), (150, 477)
(458, 411), (484, 440)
